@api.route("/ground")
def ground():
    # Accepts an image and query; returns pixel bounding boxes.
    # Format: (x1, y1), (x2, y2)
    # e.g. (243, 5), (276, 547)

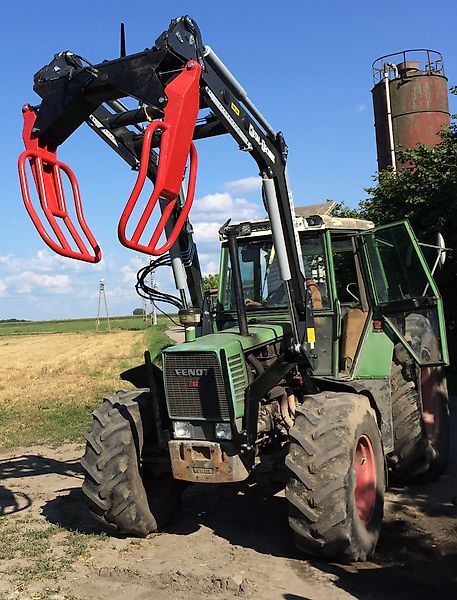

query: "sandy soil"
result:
(1, 409), (456, 600)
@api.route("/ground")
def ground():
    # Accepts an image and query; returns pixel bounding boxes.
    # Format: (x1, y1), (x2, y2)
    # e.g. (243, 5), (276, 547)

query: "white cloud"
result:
(121, 265), (138, 286)
(98, 285), (137, 302)
(0, 249), (106, 274)
(197, 252), (215, 261)
(354, 104), (366, 113)
(192, 222), (221, 244)
(120, 255), (148, 286)
(202, 259), (219, 276)
(0, 249), (115, 319)
(0, 183), (259, 319)
(5, 271), (72, 295)
(192, 192), (260, 225)
(224, 176), (261, 195)
(190, 192), (260, 253)
(197, 252), (220, 276)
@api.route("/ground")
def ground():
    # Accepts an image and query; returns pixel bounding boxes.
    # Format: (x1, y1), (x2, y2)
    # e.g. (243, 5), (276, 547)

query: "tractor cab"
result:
(217, 201), (447, 379)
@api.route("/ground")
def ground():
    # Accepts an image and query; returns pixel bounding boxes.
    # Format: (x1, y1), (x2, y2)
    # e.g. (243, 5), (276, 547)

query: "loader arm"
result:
(18, 15), (314, 357)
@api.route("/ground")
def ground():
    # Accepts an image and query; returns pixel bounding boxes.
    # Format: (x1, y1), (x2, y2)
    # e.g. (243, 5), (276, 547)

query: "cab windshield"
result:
(220, 233), (329, 311)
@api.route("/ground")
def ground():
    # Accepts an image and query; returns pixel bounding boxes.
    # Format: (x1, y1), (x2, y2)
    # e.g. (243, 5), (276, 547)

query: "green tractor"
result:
(17, 16), (449, 562)
(82, 202), (449, 562)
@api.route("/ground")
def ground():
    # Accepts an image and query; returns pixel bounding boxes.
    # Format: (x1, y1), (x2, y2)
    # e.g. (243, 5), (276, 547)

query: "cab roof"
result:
(222, 201), (374, 240)
(295, 202), (374, 232)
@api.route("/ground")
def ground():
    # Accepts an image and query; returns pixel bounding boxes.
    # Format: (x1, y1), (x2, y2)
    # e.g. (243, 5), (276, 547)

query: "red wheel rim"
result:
(354, 434), (377, 523)
(421, 367), (441, 444)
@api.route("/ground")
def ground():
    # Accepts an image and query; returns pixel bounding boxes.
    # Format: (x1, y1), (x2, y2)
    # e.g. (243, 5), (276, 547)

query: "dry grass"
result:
(0, 331), (143, 404)
(0, 330), (157, 447)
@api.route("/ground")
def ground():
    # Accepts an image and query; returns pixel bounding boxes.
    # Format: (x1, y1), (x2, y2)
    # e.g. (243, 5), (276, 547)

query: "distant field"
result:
(0, 317), (175, 448)
(0, 315), (158, 336)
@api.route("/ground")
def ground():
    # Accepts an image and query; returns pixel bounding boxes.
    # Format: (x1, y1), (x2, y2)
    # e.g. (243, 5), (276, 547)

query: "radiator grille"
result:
(164, 352), (230, 420)
(227, 354), (247, 405)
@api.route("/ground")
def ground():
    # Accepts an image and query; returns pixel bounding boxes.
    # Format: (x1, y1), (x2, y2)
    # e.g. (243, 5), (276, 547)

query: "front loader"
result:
(18, 16), (450, 562)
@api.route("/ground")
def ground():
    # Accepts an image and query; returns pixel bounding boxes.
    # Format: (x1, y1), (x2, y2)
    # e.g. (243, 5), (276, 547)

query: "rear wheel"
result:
(420, 366), (450, 478)
(81, 389), (184, 536)
(285, 392), (384, 562)
(389, 345), (450, 481)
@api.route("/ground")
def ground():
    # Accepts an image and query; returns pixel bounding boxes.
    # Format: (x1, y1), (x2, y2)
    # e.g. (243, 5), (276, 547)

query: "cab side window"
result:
(300, 234), (329, 309)
(331, 236), (361, 305)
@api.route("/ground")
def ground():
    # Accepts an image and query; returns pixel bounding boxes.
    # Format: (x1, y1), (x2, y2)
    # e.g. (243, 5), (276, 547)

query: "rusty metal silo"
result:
(372, 50), (450, 171)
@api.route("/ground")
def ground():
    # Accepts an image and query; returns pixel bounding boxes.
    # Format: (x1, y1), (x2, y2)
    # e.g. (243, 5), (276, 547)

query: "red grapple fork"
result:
(118, 60), (201, 256)
(18, 104), (102, 263)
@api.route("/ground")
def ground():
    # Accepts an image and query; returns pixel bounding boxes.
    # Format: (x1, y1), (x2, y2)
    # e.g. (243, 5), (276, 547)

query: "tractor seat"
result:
(340, 308), (367, 371)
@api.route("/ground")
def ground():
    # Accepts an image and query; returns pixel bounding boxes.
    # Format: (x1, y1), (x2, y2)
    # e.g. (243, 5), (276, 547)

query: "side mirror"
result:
(437, 233), (447, 268)
(419, 232), (449, 276)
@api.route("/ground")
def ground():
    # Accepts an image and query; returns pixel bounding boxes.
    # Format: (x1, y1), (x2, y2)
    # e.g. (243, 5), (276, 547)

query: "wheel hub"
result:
(354, 434), (377, 523)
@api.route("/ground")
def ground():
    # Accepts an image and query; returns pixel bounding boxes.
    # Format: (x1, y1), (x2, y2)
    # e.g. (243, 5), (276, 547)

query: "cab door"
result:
(358, 221), (448, 366)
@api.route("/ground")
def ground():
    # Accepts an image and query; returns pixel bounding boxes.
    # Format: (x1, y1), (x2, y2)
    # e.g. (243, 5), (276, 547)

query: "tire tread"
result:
(81, 389), (181, 537)
(286, 391), (384, 562)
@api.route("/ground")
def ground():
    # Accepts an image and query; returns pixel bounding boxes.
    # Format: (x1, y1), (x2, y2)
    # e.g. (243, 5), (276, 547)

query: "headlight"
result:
(215, 422), (233, 441)
(173, 421), (194, 439)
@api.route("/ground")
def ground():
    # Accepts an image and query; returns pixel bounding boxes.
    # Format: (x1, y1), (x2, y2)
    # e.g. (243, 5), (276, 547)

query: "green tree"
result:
(360, 104), (457, 351)
(331, 201), (365, 219)
(203, 273), (220, 292)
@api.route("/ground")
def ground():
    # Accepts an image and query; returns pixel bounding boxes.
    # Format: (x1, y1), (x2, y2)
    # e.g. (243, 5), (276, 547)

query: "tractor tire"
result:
(390, 343), (450, 481)
(81, 389), (184, 536)
(421, 366), (450, 478)
(285, 392), (384, 562)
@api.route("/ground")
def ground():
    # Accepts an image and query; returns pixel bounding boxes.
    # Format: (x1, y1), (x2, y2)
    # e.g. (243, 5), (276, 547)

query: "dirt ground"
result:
(0, 401), (456, 600)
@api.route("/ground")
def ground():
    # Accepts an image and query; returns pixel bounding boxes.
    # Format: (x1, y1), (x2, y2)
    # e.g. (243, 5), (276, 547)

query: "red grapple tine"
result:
(18, 104), (102, 263)
(148, 198), (178, 248)
(149, 142), (198, 255)
(52, 163), (68, 216)
(33, 158), (71, 250)
(118, 61), (201, 256)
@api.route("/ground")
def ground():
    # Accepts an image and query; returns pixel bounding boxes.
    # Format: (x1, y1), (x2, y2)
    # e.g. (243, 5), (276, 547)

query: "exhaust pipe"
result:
(225, 227), (249, 337)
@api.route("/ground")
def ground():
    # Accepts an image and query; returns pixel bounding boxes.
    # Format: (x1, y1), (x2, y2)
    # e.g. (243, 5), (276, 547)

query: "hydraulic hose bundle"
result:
(135, 256), (184, 311)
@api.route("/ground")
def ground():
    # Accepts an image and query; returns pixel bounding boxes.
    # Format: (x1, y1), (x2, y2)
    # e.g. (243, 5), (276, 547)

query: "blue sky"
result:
(1, 0), (456, 320)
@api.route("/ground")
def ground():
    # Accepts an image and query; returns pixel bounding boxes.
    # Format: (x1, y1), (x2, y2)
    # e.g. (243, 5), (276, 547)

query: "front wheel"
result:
(285, 392), (385, 562)
(81, 389), (184, 536)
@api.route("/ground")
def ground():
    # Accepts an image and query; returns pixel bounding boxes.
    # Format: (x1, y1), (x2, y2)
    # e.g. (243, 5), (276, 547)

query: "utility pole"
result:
(96, 279), (111, 332)
(150, 259), (157, 325)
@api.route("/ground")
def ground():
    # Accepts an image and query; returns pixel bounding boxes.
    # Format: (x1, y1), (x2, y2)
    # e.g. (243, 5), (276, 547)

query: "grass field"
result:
(0, 315), (156, 336)
(0, 316), (175, 448)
